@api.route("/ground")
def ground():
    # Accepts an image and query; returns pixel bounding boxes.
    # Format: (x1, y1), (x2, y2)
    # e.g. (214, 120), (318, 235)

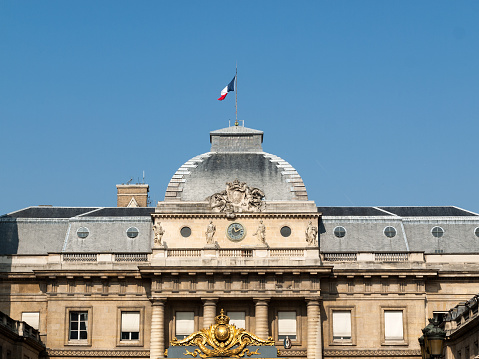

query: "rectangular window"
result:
(278, 311), (296, 340)
(121, 312), (140, 341)
(332, 311), (351, 341)
(69, 311), (88, 340)
(22, 312), (40, 330)
(384, 310), (403, 340)
(227, 312), (246, 329)
(176, 312), (194, 339)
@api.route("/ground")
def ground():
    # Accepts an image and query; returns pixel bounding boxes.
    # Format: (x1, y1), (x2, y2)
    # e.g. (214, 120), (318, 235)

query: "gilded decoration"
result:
(207, 180), (265, 213)
(170, 309), (274, 358)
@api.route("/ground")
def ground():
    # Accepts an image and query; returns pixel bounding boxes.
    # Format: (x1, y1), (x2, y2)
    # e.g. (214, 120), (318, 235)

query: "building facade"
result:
(1, 125), (479, 359)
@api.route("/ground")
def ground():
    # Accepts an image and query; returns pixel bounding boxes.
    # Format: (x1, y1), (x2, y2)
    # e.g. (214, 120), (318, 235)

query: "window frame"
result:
(380, 307), (408, 346)
(174, 311), (196, 340)
(328, 306), (356, 346)
(65, 307), (92, 346)
(273, 307), (302, 346)
(21, 312), (40, 330)
(117, 307), (144, 347)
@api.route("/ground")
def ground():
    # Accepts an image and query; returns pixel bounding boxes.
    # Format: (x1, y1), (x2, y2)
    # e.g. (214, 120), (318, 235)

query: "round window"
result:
(333, 226), (346, 238)
(431, 226), (444, 238)
(384, 226), (397, 238)
(77, 227), (90, 239)
(126, 227), (139, 238)
(475, 227), (479, 238)
(180, 226), (191, 238)
(280, 226), (292, 237)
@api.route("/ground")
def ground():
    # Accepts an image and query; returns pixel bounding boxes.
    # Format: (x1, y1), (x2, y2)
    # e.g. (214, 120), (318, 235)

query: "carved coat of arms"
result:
(207, 180), (265, 213)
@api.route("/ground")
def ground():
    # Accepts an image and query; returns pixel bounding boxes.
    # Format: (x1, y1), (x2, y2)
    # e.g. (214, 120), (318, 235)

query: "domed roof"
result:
(164, 125), (308, 202)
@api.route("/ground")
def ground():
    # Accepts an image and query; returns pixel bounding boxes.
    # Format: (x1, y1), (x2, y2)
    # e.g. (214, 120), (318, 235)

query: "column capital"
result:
(253, 298), (270, 304)
(305, 297), (322, 305)
(150, 298), (167, 305)
(201, 298), (219, 304)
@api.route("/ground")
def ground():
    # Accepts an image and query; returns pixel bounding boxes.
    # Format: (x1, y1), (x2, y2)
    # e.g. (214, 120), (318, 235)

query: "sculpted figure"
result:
(205, 221), (216, 244)
(207, 180), (265, 213)
(253, 220), (266, 244)
(153, 221), (165, 245)
(305, 221), (318, 246)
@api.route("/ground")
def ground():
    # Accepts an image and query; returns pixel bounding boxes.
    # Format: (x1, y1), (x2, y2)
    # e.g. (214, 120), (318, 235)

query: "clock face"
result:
(226, 222), (246, 242)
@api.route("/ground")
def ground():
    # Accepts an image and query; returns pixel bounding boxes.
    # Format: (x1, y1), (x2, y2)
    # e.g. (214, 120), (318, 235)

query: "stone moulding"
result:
(323, 349), (421, 357)
(46, 349), (149, 357)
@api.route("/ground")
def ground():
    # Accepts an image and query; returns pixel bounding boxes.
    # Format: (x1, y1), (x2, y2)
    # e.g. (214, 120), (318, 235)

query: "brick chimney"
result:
(116, 184), (149, 207)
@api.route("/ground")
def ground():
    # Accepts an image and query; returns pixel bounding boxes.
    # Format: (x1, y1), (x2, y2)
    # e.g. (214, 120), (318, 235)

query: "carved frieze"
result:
(207, 180), (265, 213)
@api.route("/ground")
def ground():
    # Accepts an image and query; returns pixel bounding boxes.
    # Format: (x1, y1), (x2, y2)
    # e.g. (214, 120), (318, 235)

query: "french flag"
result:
(217, 76), (235, 101)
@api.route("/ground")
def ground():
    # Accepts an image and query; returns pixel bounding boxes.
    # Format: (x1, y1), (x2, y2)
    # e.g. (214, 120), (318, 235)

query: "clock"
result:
(226, 222), (246, 242)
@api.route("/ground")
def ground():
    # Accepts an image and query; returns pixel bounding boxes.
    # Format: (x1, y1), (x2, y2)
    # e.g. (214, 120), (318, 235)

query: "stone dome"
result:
(164, 125), (308, 202)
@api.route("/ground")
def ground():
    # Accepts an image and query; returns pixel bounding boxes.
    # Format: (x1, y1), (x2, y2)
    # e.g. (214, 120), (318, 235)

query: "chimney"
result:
(116, 184), (149, 207)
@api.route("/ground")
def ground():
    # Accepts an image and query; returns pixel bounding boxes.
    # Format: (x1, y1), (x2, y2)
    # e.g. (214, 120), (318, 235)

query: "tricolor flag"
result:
(217, 76), (236, 101)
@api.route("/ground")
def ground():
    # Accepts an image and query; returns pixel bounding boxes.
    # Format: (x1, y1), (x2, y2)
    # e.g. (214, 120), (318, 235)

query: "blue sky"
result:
(1, 1), (478, 215)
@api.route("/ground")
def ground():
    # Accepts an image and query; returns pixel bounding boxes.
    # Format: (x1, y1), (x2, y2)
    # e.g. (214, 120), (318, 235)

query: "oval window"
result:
(180, 226), (192, 238)
(431, 226), (444, 238)
(384, 226), (397, 238)
(280, 226), (292, 237)
(126, 227), (139, 238)
(77, 227), (90, 239)
(333, 226), (346, 238)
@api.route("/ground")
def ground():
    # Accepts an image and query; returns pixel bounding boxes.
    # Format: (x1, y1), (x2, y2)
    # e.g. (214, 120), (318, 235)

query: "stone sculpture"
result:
(305, 221), (318, 246)
(153, 221), (165, 246)
(205, 221), (216, 244)
(253, 220), (266, 244)
(207, 179), (265, 213)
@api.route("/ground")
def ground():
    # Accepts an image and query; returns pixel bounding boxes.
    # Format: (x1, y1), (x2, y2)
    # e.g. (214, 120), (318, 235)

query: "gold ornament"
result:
(171, 309), (274, 358)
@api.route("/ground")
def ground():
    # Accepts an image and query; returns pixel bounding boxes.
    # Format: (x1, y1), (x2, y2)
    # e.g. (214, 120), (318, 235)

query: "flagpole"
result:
(235, 64), (238, 126)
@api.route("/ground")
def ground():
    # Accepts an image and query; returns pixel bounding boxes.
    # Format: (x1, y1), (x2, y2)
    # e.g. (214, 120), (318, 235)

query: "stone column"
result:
(202, 298), (218, 328)
(306, 299), (322, 359)
(150, 299), (166, 359)
(254, 298), (269, 339)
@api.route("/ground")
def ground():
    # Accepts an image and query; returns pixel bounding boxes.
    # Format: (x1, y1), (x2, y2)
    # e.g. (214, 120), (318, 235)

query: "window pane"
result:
(131, 332), (139, 340)
(70, 331), (78, 340)
(122, 312), (140, 332)
(385, 311), (403, 340)
(332, 311), (351, 339)
(278, 311), (296, 339)
(80, 330), (87, 340)
(22, 312), (40, 330)
(176, 312), (194, 337)
(227, 312), (246, 329)
(70, 312), (78, 321)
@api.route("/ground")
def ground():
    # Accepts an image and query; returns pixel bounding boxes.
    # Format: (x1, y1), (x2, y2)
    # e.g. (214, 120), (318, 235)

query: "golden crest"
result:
(170, 309), (274, 358)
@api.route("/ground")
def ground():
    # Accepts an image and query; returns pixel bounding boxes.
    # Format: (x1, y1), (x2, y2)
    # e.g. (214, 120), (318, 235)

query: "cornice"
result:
(323, 349), (421, 357)
(151, 213), (319, 219)
(46, 349), (149, 357)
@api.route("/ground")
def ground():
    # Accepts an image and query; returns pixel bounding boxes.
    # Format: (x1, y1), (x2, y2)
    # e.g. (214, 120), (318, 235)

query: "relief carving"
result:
(207, 180), (265, 213)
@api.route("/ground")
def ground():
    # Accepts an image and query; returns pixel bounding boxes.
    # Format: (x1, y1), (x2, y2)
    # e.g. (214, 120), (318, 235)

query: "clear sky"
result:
(1, 1), (478, 215)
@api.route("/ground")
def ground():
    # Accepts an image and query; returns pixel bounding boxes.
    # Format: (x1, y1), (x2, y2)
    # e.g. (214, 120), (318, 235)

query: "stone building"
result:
(1, 124), (479, 359)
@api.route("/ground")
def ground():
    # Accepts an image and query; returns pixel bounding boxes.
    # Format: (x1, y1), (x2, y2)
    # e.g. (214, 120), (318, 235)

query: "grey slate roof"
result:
(81, 207), (155, 217)
(378, 206), (478, 217)
(318, 207), (391, 216)
(165, 125), (308, 201)
(0, 206), (153, 255)
(1, 207), (99, 218)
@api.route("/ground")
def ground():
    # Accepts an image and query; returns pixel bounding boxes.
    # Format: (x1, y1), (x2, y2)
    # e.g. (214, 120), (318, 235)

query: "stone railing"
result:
(322, 252), (423, 262)
(114, 253), (149, 262)
(63, 253), (98, 262)
(323, 253), (357, 262)
(218, 249), (254, 257)
(0, 311), (44, 346)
